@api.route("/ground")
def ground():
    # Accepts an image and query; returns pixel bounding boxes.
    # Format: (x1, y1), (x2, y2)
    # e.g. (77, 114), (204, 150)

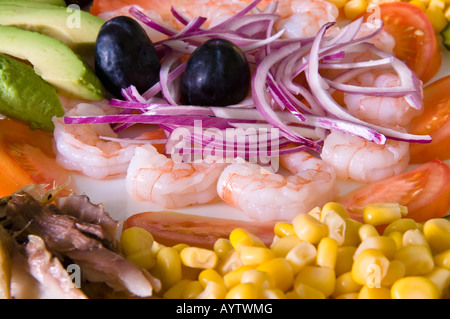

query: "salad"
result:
(0, 0), (449, 299)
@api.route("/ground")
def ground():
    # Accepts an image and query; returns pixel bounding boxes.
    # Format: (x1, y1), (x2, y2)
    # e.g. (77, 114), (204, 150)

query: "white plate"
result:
(72, 46), (450, 224)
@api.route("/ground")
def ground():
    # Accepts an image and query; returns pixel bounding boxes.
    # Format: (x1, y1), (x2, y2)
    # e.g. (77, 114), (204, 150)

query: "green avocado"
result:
(0, 3), (105, 55)
(0, 0), (66, 6)
(0, 53), (64, 132)
(0, 25), (104, 100)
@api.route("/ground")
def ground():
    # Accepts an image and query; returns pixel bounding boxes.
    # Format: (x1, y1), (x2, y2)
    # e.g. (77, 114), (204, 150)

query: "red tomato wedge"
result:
(409, 75), (450, 163)
(337, 159), (450, 223)
(362, 2), (441, 83)
(123, 210), (276, 249)
(0, 119), (73, 197)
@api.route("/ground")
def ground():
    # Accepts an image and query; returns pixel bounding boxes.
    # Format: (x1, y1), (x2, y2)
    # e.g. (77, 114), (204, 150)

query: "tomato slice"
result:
(409, 75), (450, 163)
(362, 2), (441, 83)
(337, 159), (450, 223)
(123, 210), (276, 249)
(0, 119), (73, 197)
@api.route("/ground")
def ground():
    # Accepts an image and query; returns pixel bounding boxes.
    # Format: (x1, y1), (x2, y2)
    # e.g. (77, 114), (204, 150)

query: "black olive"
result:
(94, 16), (161, 98)
(181, 38), (250, 106)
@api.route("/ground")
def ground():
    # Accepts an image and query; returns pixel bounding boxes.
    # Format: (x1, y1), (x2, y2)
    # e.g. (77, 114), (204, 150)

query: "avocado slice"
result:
(0, 0), (66, 6)
(0, 4), (105, 55)
(0, 53), (64, 132)
(0, 25), (104, 100)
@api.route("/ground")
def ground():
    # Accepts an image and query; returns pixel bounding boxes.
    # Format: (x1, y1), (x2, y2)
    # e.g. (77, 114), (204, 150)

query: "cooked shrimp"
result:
(275, 0), (339, 38)
(321, 131), (410, 182)
(53, 103), (138, 180)
(217, 151), (338, 221)
(343, 71), (423, 128)
(126, 144), (227, 208)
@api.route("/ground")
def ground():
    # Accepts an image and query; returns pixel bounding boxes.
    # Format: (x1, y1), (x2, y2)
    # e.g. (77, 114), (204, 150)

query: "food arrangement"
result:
(0, 0), (449, 299)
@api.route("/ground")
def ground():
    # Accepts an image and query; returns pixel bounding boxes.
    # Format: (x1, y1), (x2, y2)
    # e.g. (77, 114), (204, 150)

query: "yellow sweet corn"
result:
(225, 282), (259, 299)
(426, 0), (448, 32)
(363, 203), (407, 226)
(294, 266), (336, 297)
(335, 246), (357, 277)
(391, 276), (441, 299)
(358, 285), (391, 299)
(409, 0), (427, 11)
(423, 218), (450, 253)
(285, 241), (317, 273)
(344, 0), (368, 20)
(293, 213), (328, 244)
(239, 246), (275, 266)
(434, 249), (450, 270)
(274, 222), (295, 238)
(316, 237), (339, 268)
(327, 0), (348, 9)
(351, 248), (390, 286)
(229, 228), (266, 252)
(257, 258), (294, 292)
(270, 235), (303, 258)
(120, 226), (154, 256)
(394, 245), (435, 276)
(333, 272), (363, 297)
(123, 201), (450, 299)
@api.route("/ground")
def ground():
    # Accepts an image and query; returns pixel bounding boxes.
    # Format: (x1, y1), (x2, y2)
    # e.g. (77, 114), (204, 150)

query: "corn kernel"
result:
(294, 266), (336, 297)
(383, 218), (418, 236)
(316, 237), (339, 268)
(180, 247), (218, 269)
(327, 0), (347, 9)
(363, 203), (406, 226)
(333, 272), (363, 297)
(307, 206), (322, 220)
(270, 235), (302, 258)
(434, 249), (450, 270)
(152, 247), (182, 291)
(217, 250), (243, 276)
(229, 228), (265, 252)
(344, 0), (368, 20)
(239, 246), (275, 266)
(126, 247), (156, 269)
(196, 281), (227, 299)
(120, 227), (154, 256)
(358, 285), (391, 299)
(213, 238), (233, 259)
(402, 229), (429, 247)
(163, 279), (192, 299)
(426, 0), (448, 32)
(445, 5), (450, 20)
(321, 210), (346, 246)
(423, 218), (450, 254)
(182, 280), (204, 299)
(293, 213), (328, 244)
(241, 269), (275, 289)
(172, 243), (189, 253)
(354, 236), (398, 260)
(343, 218), (362, 247)
(274, 222), (295, 238)
(409, 0), (427, 11)
(394, 245), (434, 276)
(285, 241), (317, 273)
(257, 258), (294, 292)
(358, 224), (379, 241)
(321, 202), (350, 220)
(335, 246), (357, 277)
(391, 276), (441, 299)
(334, 292), (359, 299)
(223, 265), (254, 289)
(426, 267), (450, 295)
(225, 282), (259, 299)
(198, 269), (225, 288)
(381, 260), (406, 287)
(294, 282), (327, 299)
(260, 288), (286, 299)
(388, 231), (403, 250)
(351, 248), (390, 286)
